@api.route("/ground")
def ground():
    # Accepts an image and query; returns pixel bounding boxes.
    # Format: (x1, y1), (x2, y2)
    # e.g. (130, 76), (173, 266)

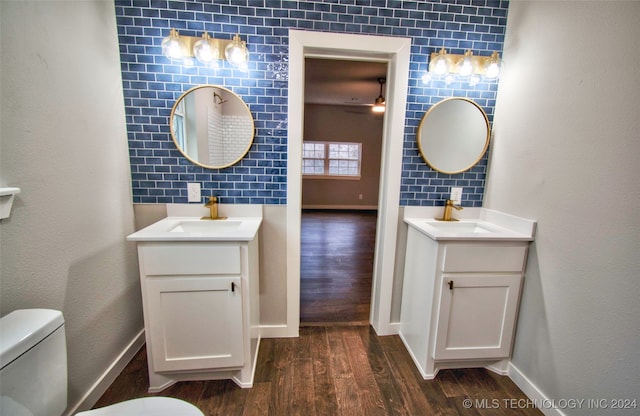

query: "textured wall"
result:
(486, 2), (640, 412)
(0, 1), (142, 412)
(115, 0), (508, 207)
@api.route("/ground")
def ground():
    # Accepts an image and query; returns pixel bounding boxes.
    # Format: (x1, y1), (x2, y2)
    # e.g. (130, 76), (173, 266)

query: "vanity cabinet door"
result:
(433, 274), (522, 360)
(146, 275), (244, 372)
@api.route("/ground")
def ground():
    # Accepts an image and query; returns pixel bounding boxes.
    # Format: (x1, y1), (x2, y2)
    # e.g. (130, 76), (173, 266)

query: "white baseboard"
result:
(64, 329), (145, 415)
(260, 324), (296, 338)
(386, 321), (400, 335)
(302, 204), (378, 210)
(508, 362), (564, 416)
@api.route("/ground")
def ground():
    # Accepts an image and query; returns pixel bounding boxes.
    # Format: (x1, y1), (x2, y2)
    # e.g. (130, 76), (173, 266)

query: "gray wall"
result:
(0, 1), (142, 412)
(303, 104), (383, 208)
(486, 2), (640, 412)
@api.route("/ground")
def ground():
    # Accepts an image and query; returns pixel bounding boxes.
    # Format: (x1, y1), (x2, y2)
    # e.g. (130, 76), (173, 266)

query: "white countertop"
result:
(404, 208), (536, 242)
(127, 216), (262, 242)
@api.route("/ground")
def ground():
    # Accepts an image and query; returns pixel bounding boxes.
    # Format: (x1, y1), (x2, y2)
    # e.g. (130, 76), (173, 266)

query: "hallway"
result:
(300, 210), (377, 324)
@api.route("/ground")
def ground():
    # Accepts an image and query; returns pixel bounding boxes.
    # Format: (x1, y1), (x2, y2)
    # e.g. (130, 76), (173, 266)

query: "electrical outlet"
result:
(450, 187), (463, 204)
(187, 183), (201, 202)
(358, 194), (363, 200)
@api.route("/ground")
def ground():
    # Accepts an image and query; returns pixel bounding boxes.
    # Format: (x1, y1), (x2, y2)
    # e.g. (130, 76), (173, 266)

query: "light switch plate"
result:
(187, 182), (201, 202)
(450, 187), (463, 204)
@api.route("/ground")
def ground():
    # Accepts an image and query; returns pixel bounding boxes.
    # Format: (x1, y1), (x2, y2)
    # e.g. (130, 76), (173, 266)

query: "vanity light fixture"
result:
(372, 77), (386, 113)
(423, 48), (502, 85)
(161, 29), (249, 68)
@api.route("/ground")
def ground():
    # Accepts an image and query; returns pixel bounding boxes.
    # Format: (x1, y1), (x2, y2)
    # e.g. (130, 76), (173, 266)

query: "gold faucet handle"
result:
(446, 199), (463, 210)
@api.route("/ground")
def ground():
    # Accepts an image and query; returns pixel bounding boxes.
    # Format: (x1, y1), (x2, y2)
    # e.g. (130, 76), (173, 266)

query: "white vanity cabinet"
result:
(141, 243), (245, 373)
(433, 243), (526, 361)
(128, 216), (262, 392)
(400, 215), (534, 380)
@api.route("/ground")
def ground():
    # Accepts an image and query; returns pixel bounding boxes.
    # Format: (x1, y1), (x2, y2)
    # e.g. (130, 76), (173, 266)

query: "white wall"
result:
(0, 1), (142, 412)
(486, 2), (640, 413)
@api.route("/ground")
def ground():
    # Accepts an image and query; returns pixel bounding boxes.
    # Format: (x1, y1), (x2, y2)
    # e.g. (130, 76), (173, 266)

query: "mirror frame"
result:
(416, 97), (490, 174)
(169, 85), (255, 169)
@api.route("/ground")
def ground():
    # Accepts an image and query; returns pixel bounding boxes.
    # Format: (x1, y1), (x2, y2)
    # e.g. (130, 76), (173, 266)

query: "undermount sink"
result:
(170, 219), (242, 233)
(426, 221), (494, 234)
(127, 216), (262, 242)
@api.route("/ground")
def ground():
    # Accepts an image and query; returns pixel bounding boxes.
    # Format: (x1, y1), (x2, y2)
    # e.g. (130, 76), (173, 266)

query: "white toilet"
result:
(0, 309), (204, 416)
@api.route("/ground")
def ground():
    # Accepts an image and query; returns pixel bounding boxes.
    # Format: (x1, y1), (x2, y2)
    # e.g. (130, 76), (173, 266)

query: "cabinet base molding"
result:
(147, 337), (261, 392)
(399, 329), (510, 380)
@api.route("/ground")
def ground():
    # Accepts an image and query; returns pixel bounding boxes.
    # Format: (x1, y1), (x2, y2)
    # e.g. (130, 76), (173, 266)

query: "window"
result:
(172, 98), (186, 150)
(302, 141), (362, 178)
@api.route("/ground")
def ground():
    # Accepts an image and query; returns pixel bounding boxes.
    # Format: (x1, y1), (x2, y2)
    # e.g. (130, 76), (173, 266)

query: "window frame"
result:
(302, 141), (362, 180)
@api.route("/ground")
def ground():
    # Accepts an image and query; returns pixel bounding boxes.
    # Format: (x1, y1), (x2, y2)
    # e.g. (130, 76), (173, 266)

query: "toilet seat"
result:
(76, 397), (204, 416)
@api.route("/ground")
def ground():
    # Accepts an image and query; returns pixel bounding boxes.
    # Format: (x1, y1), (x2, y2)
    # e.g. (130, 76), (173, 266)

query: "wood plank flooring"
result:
(94, 209), (541, 415)
(300, 210), (377, 324)
(94, 326), (542, 415)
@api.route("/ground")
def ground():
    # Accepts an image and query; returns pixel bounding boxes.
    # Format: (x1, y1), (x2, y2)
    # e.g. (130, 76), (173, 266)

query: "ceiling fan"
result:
(341, 77), (386, 112)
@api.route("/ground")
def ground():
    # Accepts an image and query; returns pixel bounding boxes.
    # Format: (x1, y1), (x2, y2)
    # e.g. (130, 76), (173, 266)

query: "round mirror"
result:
(170, 85), (255, 169)
(417, 97), (490, 174)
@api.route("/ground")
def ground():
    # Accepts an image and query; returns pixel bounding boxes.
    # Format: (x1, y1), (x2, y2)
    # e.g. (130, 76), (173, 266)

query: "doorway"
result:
(286, 30), (411, 337)
(300, 58), (386, 325)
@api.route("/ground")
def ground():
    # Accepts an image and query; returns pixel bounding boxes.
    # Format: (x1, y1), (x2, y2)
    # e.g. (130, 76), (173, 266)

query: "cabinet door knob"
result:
(448, 280), (454, 290)
(231, 282), (236, 293)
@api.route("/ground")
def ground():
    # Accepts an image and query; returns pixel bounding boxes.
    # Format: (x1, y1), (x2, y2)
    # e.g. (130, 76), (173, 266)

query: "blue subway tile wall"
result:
(114, 0), (509, 206)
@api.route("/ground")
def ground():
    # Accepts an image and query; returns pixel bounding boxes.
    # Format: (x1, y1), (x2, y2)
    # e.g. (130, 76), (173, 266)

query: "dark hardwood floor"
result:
(300, 210), (377, 324)
(94, 326), (541, 415)
(93, 210), (541, 415)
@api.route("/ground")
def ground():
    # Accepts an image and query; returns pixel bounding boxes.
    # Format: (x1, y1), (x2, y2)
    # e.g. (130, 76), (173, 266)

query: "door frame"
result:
(286, 30), (411, 336)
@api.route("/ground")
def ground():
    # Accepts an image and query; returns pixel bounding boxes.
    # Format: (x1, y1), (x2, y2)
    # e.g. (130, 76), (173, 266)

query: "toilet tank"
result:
(0, 309), (67, 416)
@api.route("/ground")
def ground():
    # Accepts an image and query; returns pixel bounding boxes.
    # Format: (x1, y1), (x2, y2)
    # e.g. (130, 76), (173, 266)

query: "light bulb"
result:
(372, 96), (385, 113)
(193, 32), (219, 64)
(458, 50), (474, 77)
(485, 52), (501, 79)
(430, 48), (450, 76)
(225, 34), (249, 67)
(161, 29), (187, 60)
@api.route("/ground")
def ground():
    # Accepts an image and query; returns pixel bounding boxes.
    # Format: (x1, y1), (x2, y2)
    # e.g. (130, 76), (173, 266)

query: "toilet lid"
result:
(76, 397), (204, 416)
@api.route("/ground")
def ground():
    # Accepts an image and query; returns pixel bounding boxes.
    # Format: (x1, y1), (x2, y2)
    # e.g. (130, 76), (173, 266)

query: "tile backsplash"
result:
(115, 0), (508, 207)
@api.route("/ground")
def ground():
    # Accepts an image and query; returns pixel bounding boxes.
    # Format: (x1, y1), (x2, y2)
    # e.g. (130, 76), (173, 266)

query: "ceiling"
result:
(304, 58), (388, 107)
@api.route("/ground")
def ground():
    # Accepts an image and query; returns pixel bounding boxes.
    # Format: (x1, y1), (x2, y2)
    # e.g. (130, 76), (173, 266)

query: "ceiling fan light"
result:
(372, 96), (385, 113)
(371, 77), (386, 113)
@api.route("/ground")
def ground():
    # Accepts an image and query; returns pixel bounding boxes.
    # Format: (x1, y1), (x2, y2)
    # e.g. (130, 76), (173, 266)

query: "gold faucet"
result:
(437, 199), (463, 221)
(202, 196), (227, 220)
